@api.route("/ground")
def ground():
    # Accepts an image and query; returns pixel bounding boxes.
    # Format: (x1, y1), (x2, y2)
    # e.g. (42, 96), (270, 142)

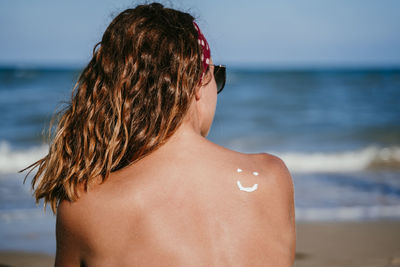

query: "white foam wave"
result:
(0, 141), (399, 174)
(0, 141), (48, 174)
(0, 208), (54, 223)
(274, 145), (400, 173)
(295, 205), (400, 222)
(1, 205), (400, 223)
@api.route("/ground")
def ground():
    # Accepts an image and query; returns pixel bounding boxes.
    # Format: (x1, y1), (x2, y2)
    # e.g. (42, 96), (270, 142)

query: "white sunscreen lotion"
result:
(236, 180), (258, 192)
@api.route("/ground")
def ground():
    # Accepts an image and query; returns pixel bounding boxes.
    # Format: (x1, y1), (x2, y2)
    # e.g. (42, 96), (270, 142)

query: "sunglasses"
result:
(210, 64), (226, 94)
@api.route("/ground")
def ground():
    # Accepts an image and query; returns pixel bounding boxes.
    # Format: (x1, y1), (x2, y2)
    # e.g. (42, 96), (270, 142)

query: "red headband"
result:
(193, 21), (211, 82)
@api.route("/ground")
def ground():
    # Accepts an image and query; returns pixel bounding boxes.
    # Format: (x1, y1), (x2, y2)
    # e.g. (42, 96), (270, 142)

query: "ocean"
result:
(0, 66), (399, 254)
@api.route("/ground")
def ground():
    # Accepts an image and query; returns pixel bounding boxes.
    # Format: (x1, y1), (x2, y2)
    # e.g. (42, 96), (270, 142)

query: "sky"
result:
(0, 0), (399, 68)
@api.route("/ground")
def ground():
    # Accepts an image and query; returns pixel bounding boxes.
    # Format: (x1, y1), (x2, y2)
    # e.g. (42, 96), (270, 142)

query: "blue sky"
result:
(0, 0), (399, 68)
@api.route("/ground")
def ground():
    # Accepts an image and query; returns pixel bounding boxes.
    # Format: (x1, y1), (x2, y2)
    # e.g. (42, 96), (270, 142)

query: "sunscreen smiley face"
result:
(236, 180), (258, 192)
(236, 168), (259, 193)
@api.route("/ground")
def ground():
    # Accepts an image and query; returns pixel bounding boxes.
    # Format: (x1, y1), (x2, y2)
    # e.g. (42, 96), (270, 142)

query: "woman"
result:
(21, 3), (296, 266)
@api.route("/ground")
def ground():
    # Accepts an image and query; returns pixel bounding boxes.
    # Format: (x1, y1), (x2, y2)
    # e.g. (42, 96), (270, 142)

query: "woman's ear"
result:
(195, 69), (212, 101)
(194, 83), (202, 101)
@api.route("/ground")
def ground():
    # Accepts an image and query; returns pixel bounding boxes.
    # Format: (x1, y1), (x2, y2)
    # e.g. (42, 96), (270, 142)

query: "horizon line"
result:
(1, 62), (400, 72)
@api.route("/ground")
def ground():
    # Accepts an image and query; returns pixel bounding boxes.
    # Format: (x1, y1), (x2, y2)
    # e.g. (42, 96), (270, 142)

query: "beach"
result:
(0, 250), (54, 267)
(1, 221), (399, 267)
(1, 0), (400, 264)
(294, 221), (400, 267)
(1, 68), (399, 266)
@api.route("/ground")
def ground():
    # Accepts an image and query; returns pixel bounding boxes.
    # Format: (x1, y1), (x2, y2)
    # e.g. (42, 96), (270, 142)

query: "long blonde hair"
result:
(19, 3), (205, 213)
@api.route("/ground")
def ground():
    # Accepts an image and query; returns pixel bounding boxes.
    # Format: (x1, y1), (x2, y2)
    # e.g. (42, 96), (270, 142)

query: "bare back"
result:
(55, 138), (296, 266)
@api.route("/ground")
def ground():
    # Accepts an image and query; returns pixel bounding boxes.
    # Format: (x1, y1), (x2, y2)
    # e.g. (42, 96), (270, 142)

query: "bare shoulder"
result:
(242, 152), (295, 222)
(233, 151), (294, 187)
(54, 180), (106, 266)
(220, 149), (295, 228)
(54, 178), (146, 266)
(247, 152), (296, 263)
(255, 152), (294, 192)
(55, 199), (85, 267)
(245, 152), (293, 190)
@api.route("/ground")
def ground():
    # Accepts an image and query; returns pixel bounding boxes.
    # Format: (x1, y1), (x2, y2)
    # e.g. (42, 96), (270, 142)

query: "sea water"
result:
(1, 67), (399, 254)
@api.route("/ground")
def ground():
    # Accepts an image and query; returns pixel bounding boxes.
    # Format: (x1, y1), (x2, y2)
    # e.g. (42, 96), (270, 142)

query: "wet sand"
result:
(1, 221), (399, 267)
(294, 220), (400, 267)
(0, 251), (54, 267)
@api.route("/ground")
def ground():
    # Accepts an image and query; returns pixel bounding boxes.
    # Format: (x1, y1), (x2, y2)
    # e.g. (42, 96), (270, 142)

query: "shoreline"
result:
(1, 220), (399, 267)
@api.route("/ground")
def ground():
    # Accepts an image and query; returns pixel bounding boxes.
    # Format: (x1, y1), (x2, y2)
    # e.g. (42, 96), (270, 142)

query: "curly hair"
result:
(19, 2), (208, 213)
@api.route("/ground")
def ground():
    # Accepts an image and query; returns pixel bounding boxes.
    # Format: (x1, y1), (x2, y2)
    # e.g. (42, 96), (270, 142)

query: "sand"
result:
(1, 220), (399, 267)
(0, 251), (54, 267)
(294, 220), (400, 267)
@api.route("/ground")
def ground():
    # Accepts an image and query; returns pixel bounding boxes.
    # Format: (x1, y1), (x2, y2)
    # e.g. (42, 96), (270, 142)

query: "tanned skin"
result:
(55, 63), (296, 267)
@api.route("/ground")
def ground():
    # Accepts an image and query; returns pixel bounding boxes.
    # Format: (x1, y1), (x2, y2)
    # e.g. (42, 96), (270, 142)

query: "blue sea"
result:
(0, 66), (400, 254)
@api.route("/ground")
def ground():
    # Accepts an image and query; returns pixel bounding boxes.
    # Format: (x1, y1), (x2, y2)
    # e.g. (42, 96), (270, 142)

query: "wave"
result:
(295, 205), (400, 222)
(1, 141), (400, 175)
(0, 208), (55, 223)
(274, 145), (400, 173)
(1, 205), (400, 223)
(0, 141), (48, 175)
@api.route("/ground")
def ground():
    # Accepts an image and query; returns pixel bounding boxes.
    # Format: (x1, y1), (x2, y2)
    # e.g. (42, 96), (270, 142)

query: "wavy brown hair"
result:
(19, 2), (209, 213)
